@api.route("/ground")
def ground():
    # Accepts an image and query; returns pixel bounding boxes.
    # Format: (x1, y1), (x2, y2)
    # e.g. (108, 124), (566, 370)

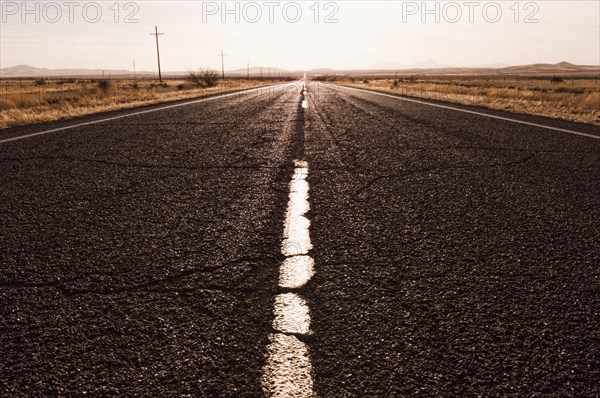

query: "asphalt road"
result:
(1, 82), (599, 397)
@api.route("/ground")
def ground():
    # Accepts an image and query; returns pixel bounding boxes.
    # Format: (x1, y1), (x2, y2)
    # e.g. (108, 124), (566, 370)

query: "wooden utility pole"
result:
(219, 50), (226, 81)
(151, 26), (164, 82)
(247, 62), (250, 80)
(260, 67), (263, 81)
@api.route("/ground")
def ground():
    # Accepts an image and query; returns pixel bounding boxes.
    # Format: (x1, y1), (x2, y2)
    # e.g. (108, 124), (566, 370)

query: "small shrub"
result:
(35, 78), (46, 86)
(363, 79), (369, 84)
(201, 69), (219, 87)
(97, 79), (112, 92)
(177, 84), (185, 90)
(186, 68), (219, 88)
(186, 70), (202, 86)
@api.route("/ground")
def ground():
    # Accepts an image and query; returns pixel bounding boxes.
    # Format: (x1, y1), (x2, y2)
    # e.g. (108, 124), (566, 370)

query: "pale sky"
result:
(1, 0), (599, 72)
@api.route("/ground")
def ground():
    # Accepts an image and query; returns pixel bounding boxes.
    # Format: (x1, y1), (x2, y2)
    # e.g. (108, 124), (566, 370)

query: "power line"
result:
(151, 26), (164, 82)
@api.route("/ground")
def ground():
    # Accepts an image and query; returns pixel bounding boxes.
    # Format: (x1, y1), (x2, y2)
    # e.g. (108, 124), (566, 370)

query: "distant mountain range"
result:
(0, 65), (140, 78)
(370, 60), (511, 69)
(332, 62), (599, 77)
(1, 62), (598, 78)
(225, 66), (304, 76)
(0, 64), (296, 78)
(369, 59), (453, 69)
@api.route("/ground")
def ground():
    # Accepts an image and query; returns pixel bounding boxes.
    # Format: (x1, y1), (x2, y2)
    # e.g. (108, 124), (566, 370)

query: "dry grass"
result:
(0, 78), (281, 129)
(337, 76), (600, 125)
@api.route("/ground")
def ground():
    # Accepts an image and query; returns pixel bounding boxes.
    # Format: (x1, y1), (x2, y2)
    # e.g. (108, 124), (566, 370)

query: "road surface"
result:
(1, 82), (599, 396)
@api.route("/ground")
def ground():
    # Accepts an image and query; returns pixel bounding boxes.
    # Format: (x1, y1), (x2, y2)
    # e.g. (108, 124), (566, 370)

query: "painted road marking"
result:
(281, 163), (312, 257)
(302, 81), (309, 109)
(263, 160), (316, 398)
(263, 334), (314, 398)
(273, 293), (313, 336)
(338, 85), (600, 141)
(279, 256), (315, 290)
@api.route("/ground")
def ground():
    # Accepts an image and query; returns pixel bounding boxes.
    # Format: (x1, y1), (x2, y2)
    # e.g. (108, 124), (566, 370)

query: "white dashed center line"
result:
(273, 293), (313, 336)
(279, 256), (315, 290)
(262, 160), (316, 398)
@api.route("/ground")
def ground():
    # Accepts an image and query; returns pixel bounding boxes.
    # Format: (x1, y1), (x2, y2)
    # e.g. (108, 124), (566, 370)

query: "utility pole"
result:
(219, 50), (226, 81)
(247, 62), (250, 80)
(151, 26), (164, 82)
(260, 66), (263, 81)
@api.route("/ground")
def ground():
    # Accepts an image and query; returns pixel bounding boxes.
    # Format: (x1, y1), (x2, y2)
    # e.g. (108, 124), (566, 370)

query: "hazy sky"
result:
(1, 0), (599, 71)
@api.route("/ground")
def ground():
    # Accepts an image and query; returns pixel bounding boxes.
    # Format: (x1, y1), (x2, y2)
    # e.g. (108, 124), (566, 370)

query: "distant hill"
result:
(222, 66), (305, 77)
(478, 63), (510, 68)
(0, 65), (148, 78)
(0, 64), (304, 78)
(311, 62), (600, 77)
(370, 61), (511, 69)
(1, 62), (598, 78)
(499, 62), (597, 74)
(369, 60), (452, 70)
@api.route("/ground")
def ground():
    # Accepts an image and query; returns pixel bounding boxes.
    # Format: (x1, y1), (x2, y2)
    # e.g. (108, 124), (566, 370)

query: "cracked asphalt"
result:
(1, 83), (599, 397)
